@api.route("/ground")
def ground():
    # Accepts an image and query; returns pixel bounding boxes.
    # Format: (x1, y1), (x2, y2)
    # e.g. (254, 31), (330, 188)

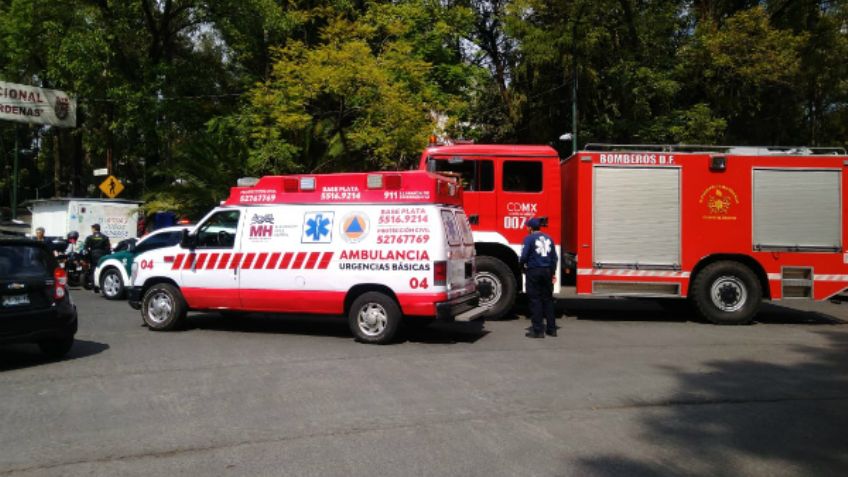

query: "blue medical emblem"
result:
(302, 212), (334, 243)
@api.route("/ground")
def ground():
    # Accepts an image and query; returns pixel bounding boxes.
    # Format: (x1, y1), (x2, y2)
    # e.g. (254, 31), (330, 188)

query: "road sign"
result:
(93, 168), (108, 177)
(99, 175), (124, 198)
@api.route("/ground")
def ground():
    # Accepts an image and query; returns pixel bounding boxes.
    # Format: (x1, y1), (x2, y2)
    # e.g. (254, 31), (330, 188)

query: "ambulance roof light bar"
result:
(300, 177), (316, 191)
(585, 143), (847, 156)
(367, 173), (402, 190)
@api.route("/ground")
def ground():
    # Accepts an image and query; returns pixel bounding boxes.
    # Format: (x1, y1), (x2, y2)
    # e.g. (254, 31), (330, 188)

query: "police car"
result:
(93, 226), (187, 300)
(128, 171), (484, 343)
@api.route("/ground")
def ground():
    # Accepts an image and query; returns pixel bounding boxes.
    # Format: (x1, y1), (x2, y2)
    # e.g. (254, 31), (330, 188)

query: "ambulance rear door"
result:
(180, 208), (244, 309)
(440, 208), (475, 298)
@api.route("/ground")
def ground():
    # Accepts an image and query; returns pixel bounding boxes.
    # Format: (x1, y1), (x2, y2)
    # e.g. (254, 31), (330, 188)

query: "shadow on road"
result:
(0, 339), (110, 372)
(575, 330), (848, 476)
(559, 298), (846, 325)
(183, 312), (488, 345)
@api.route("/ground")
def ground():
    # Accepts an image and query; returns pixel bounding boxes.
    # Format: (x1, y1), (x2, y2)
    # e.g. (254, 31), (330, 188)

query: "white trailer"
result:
(28, 198), (141, 242)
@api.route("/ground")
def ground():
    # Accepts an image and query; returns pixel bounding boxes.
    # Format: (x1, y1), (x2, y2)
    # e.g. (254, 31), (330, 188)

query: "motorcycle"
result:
(60, 250), (86, 287)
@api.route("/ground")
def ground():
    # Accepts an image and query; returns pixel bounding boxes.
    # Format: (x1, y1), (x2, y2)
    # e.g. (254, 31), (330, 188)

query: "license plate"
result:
(2, 295), (30, 307)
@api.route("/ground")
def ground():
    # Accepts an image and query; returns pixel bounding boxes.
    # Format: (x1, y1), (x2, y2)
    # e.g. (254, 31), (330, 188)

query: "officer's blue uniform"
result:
(519, 218), (558, 337)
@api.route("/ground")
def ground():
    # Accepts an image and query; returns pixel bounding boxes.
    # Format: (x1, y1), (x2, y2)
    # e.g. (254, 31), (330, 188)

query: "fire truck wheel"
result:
(692, 261), (762, 325)
(100, 267), (126, 300)
(348, 292), (401, 344)
(475, 256), (517, 320)
(142, 283), (187, 331)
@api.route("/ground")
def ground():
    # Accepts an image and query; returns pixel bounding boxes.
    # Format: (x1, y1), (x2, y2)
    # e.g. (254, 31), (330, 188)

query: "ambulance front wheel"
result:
(691, 261), (762, 325)
(348, 292), (401, 344)
(475, 256), (517, 320)
(142, 283), (187, 331)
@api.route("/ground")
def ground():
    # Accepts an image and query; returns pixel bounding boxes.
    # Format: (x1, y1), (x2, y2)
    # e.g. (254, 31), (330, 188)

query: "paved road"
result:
(1, 289), (847, 476)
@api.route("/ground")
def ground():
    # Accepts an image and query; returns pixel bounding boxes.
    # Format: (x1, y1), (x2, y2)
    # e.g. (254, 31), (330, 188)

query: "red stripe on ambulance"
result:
(229, 253), (243, 270)
(318, 252), (333, 269)
(194, 254), (208, 269)
(304, 252), (320, 269)
(172, 254), (184, 270)
(291, 252), (307, 269)
(279, 252), (293, 269)
(266, 252), (281, 269)
(217, 253), (231, 269)
(254, 253), (268, 269)
(182, 254), (195, 270)
(206, 253), (219, 269)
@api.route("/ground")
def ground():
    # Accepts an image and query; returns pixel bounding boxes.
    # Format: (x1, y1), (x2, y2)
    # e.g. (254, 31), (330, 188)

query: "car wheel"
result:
(142, 283), (187, 331)
(475, 256), (518, 320)
(691, 261), (762, 325)
(348, 292), (401, 344)
(38, 335), (74, 359)
(100, 267), (126, 300)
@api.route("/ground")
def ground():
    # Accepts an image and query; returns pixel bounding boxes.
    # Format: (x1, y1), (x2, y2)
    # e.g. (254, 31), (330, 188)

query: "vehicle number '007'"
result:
(504, 216), (528, 229)
(139, 259), (154, 270)
(409, 277), (429, 289)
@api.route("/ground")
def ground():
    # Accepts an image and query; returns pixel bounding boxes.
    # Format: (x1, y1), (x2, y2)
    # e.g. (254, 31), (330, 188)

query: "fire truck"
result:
(421, 143), (848, 324)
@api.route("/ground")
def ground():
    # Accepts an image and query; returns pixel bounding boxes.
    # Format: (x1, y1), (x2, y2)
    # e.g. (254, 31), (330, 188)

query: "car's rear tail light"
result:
(54, 267), (67, 300)
(434, 260), (447, 287)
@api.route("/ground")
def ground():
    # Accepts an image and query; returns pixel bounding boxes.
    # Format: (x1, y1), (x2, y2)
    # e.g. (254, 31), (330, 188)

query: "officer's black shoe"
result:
(525, 331), (544, 339)
(545, 330), (558, 337)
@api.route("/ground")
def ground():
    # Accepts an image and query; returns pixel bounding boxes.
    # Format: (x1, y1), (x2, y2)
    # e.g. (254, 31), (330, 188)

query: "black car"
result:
(0, 237), (78, 358)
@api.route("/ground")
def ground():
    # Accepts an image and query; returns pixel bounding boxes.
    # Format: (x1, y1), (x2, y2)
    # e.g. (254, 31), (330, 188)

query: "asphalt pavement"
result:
(1, 289), (847, 476)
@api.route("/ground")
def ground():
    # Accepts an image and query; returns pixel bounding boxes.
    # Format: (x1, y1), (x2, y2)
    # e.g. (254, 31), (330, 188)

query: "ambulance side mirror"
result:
(179, 229), (196, 250)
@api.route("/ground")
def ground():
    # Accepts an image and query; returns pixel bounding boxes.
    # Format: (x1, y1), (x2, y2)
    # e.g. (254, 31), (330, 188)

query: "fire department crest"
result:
(699, 185), (740, 221)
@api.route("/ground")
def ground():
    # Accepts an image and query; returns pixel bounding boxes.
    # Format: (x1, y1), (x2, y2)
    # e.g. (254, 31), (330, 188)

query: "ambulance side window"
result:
(196, 211), (240, 249)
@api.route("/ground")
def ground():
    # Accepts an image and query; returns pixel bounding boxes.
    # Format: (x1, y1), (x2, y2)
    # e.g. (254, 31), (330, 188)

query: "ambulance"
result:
(127, 171), (483, 343)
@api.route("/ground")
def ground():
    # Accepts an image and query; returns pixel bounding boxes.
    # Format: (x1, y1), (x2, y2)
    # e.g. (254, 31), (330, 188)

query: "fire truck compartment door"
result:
(593, 167), (680, 267)
(753, 169), (841, 251)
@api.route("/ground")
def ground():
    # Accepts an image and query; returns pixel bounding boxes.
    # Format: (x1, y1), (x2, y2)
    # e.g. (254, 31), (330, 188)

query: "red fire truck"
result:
(421, 143), (848, 324)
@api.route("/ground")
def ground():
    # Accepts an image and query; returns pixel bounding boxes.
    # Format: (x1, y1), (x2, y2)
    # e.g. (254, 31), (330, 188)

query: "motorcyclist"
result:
(64, 231), (81, 254)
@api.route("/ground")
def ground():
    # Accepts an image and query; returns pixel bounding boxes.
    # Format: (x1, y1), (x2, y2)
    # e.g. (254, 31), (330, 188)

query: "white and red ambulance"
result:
(128, 171), (483, 343)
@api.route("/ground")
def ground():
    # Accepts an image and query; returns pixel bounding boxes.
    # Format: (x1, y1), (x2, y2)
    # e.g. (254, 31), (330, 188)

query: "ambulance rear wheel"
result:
(691, 261), (761, 325)
(475, 256), (517, 320)
(348, 292), (401, 344)
(142, 283), (187, 331)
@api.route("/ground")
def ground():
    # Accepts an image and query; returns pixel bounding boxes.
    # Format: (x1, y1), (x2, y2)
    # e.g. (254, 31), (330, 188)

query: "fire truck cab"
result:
(128, 171), (483, 344)
(422, 143), (848, 324)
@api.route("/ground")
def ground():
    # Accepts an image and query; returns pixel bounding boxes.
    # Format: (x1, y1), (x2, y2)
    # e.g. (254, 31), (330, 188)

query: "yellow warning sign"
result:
(99, 175), (124, 198)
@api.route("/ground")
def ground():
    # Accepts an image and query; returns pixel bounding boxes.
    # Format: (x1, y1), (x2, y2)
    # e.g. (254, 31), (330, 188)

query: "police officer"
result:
(519, 217), (558, 338)
(84, 223), (111, 264)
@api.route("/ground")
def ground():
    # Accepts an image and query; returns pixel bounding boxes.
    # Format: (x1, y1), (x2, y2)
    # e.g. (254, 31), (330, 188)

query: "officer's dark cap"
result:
(526, 217), (541, 230)
(91, 223), (101, 231)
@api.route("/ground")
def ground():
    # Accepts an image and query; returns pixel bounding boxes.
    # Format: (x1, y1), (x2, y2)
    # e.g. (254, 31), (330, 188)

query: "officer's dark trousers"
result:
(526, 268), (556, 334)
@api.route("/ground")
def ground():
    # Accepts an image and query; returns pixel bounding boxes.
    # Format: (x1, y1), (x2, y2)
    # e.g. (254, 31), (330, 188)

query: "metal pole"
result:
(572, 67), (578, 155)
(12, 126), (18, 219)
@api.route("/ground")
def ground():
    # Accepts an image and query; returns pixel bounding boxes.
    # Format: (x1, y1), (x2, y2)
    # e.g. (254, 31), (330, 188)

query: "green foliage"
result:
(2, 0), (848, 215)
(243, 2), (473, 174)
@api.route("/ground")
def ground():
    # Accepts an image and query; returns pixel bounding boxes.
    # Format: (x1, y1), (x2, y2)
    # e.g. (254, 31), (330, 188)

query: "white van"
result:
(128, 171), (484, 343)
